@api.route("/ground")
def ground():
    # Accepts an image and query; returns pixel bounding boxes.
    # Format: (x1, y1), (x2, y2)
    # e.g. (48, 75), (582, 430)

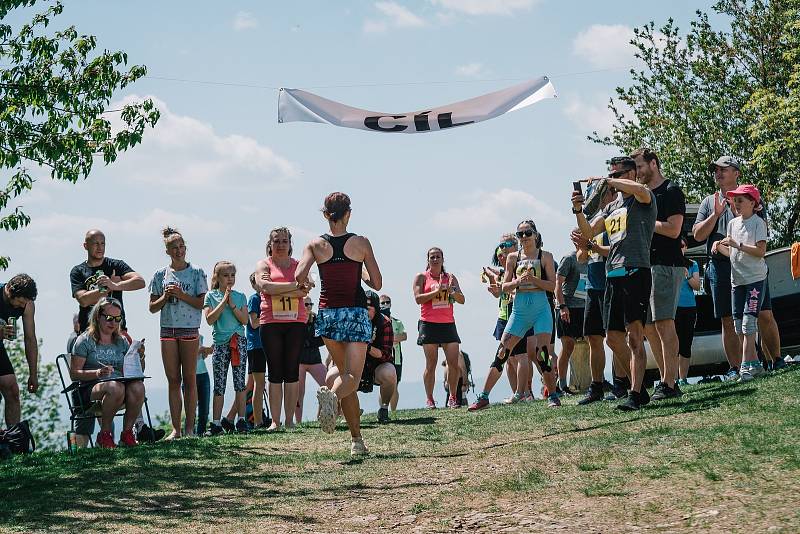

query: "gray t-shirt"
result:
(697, 193), (770, 262)
(557, 252), (587, 308)
(727, 215), (768, 286)
(601, 190), (657, 271)
(71, 332), (129, 380)
(149, 264), (208, 329)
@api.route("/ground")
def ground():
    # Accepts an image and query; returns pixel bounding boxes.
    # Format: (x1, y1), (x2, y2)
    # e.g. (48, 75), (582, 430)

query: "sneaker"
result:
(547, 394), (561, 408)
(651, 384), (680, 401)
(120, 429), (138, 447)
(96, 430), (116, 449)
(739, 363), (765, 382)
(639, 386), (651, 406)
(724, 368), (740, 381)
(235, 418), (249, 433)
(772, 358), (788, 371)
(377, 407), (390, 424)
(673, 383), (684, 397)
(578, 383), (604, 405)
(447, 395), (461, 409)
(350, 438), (369, 458)
(220, 417), (235, 433)
(137, 424), (166, 443)
(616, 391), (642, 411)
(676, 378), (689, 387)
(503, 393), (521, 405)
(561, 386), (577, 396)
(317, 386), (338, 434)
(425, 398), (437, 410)
(522, 392), (535, 402)
(204, 423), (224, 437)
(468, 396), (489, 412)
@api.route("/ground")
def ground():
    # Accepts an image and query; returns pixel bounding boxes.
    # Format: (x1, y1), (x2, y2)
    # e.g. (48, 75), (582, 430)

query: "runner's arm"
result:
(448, 275), (465, 305)
(22, 301), (38, 391)
(500, 254), (520, 293)
(608, 178), (651, 204)
(294, 242), (316, 285)
(413, 273), (439, 304)
(361, 237), (382, 291)
(531, 253), (556, 293)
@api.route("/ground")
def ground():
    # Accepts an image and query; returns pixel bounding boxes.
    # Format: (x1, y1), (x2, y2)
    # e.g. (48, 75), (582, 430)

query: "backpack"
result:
(0, 420), (36, 455)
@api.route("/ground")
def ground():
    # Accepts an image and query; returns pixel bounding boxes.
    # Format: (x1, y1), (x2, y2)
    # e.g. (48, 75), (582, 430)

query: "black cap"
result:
(607, 156), (636, 172)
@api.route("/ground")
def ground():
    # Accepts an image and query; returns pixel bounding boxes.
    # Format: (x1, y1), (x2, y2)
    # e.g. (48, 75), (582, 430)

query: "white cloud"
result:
(109, 95), (297, 191)
(433, 188), (568, 230)
(233, 11), (258, 31)
(372, 1), (426, 29)
(429, 0), (537, 16)
(563, 94), (616, 139)
(455, 62), (487, 78)
(572, 24), (638, 69)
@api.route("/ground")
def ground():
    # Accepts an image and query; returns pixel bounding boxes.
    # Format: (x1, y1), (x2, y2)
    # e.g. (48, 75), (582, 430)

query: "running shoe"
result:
(137, 424), (166, 443)
(350, 438), (369, 458)
(425, 398), (437, 410)
(639, 386), (651, 406)
(447, 395), (461, 409)
(317, 386), (338, 434)
(468, 396), (489, 411)
(235, 418), (249, 433)
(577, 383), (604, 405)
(651, 383), (681, 401)
(547, 394), (561, 408)
(503, 393), (522, 405)
(739, 363), (765, 382)
(96, 430), (116, 449)
(377, 407), (390, 424)
(561, 386), (577, 396)
(205, 423), (224, 437)
(676, 378), (689, 387)
(724, 368), (740, 382)
(119, 428), (138, 447)
(616, 391), (643, 411)
(772, 358), (788, 371)
(522, 392), (535, 402)
(220, 417), (235, 433)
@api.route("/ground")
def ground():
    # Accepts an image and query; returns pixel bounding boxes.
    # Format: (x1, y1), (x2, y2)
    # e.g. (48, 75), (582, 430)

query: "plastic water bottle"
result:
(96, 270), (107, 293)
(66, 431), (77, 454)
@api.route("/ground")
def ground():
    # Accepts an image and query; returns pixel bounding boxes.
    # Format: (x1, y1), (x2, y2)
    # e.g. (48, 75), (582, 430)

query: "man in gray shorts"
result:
(631, 148), (686, 400)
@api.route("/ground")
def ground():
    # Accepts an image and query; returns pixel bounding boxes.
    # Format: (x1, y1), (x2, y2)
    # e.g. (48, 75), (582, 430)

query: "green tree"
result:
(592, 0), (800, 246)
(1, 0), (159, 269)
(0, 335), (63, 450)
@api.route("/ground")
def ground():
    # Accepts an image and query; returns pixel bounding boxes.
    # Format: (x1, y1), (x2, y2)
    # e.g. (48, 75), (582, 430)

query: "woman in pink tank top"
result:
(413, 247), (465, 409)
(254, 227), (310, 431)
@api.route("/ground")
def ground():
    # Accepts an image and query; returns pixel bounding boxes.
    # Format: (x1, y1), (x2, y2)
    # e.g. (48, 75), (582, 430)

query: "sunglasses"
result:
(304, 303), (313, 308)
(608, 169), (629, 179)
(516, 229), (535, 238)
(498, 240), (516, 249)
(101, 314), (123, 323)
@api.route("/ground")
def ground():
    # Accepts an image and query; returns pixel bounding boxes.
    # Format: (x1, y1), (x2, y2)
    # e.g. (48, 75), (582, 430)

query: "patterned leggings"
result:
(212, 335), (247, 396)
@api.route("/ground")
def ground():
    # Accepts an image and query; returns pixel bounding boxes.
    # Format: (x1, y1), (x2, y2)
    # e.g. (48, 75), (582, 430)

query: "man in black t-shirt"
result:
(0, 274), (39, 427)
(69, 229), (145, 333)
(631, 148), (686, 400)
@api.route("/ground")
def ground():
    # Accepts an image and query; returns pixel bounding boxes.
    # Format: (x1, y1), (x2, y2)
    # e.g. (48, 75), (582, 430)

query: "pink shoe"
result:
(425, 398), (436, 410)
(448, 395), (461, 408)
(96, 430), (116, 449)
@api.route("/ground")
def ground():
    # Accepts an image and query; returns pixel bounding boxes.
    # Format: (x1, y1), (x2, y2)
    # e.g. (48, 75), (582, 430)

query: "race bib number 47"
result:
(605, 207), (628, 245)
(432, 285), (450, 309)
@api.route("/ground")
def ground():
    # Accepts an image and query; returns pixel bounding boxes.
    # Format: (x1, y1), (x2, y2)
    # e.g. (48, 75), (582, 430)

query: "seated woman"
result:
(70, 296), (145, 448)
(335, 291), (395, 424)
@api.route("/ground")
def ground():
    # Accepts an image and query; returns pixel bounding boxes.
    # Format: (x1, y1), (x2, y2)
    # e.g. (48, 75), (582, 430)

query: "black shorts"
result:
(675, 306), (697, 358)
(583, 289), (605, 337)
(248, 348), (267, 374)
(300, 348), (323, 366)
(556, 307), (585, 339)
(0, 344), (14, 377)
(603, 268), (652, 333)
(417, 321), (461, 345)
(394, 362), (403, 383)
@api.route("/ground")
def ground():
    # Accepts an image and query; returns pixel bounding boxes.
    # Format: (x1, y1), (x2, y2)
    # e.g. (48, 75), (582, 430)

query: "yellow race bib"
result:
(432, 284), (450, 309)
(271, 295), (299, 320)
(605, 207), (628, 245)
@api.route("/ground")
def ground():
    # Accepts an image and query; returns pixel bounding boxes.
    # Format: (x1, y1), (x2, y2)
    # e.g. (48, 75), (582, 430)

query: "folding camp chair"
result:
(56, 353), (155, 447)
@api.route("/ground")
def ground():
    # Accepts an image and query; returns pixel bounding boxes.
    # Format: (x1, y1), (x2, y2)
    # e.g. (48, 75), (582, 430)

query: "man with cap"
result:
(572, 157), (657, 411)
(693, 156), (782, 378)
(379, 294), (406, 411)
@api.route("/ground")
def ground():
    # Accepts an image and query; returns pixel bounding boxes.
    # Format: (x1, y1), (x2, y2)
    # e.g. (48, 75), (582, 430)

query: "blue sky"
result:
(2, 1), (716, 413)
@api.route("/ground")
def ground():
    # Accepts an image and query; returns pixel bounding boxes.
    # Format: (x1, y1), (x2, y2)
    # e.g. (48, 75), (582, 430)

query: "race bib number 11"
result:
(272, 295), (299, 320)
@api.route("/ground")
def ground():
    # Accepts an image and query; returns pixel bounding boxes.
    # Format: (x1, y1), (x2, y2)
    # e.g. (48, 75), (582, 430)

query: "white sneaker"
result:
(316, 386), (338, 434)
(350, 438), (369, 458)
(503, 393), (521, 405)
(739, 363), (765, 382)
(794, 354), (800, 363)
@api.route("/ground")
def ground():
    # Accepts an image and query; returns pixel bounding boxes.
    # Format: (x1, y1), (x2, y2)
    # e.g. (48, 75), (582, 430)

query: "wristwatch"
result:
(586, 240), (594, 252)
(554, 304), (563, 311)
(571, 206), (583, 214)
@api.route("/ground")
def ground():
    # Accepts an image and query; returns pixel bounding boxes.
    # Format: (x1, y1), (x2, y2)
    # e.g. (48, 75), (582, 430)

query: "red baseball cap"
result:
(725, 184), (761, 204)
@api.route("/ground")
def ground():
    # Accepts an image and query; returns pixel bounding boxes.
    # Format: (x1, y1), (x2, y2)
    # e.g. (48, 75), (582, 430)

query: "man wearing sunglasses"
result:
(631, 148), (686, 401)
(379, 294), (406, 412)
(693, 156), (783, 379)
(572, 157), (657, 411)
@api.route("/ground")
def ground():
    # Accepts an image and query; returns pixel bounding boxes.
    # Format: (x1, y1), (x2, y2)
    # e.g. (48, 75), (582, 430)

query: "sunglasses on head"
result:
(101, 314), (123, 323)
(516, 229), (535, 238)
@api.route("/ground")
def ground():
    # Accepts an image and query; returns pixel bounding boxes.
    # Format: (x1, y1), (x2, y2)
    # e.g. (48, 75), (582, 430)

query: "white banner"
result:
(277, 76), (556, 133)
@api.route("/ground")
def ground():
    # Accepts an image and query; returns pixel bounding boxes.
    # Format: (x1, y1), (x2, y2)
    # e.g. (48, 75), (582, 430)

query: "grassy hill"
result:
(1, 367), (799, 533)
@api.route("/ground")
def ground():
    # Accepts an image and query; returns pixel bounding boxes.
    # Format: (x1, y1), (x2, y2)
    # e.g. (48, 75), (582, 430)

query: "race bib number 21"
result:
(605, 207), (628, 245)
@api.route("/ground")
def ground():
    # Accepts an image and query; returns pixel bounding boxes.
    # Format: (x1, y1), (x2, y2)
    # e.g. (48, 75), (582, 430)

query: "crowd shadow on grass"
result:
(0, 439), (322, 532)
(392, 416), (436, 426)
